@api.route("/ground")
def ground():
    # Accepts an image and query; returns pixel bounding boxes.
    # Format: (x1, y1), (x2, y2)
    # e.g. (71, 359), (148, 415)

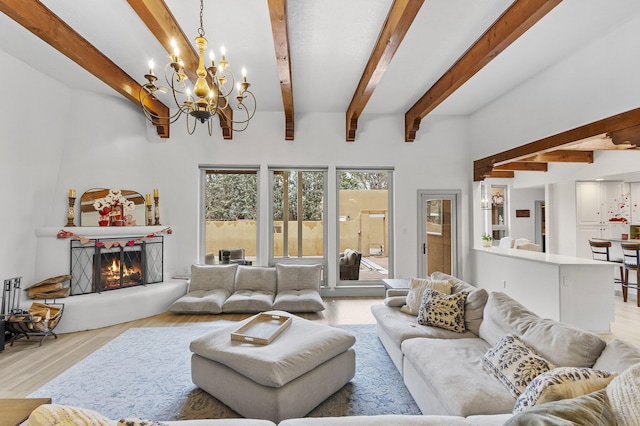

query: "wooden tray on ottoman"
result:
(231, 313), (292, 345)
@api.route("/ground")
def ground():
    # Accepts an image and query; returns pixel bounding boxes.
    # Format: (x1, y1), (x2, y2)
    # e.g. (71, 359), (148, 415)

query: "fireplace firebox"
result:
(69, 236), (163, 295)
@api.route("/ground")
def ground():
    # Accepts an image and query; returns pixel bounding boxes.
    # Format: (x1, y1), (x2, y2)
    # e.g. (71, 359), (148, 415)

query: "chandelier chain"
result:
(198, 0), (205, 37)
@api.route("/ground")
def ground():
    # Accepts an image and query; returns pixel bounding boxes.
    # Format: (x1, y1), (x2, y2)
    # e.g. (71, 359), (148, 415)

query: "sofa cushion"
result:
(189, 264), (238, 293)
(276, 263), (321, 292)
(222, 290), (275, 313)
(401, 337), (516, 416)
(167, 289), (229, 314)
(417, 289), (467, 333)
(479, 292), (607, 368)
(400, 276), (452, 315)
(430, 272), (488, 336)
(371, 303), (478, 349)
(235, 266), (277, 292)
(481, 334), (556, 399)
(478, 292), (539, 347)
(273, 289), (325, 312)
(512, 367), (615, 414)
(593, 338), (640, 374)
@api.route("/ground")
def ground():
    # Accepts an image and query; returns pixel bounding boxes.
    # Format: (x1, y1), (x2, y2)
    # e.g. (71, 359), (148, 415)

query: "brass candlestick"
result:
(154, 196), (161, 225)
(146, 204), (153, 226)
(66, 196), (76, 227)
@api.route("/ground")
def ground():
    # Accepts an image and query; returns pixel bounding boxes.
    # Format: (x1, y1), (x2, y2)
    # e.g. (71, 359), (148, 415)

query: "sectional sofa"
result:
(370, 271), (640, 422)
(167, 263), (325, 314)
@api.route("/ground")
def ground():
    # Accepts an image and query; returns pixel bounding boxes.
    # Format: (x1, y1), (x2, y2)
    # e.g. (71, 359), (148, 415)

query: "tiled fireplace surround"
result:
(34, 226), (188, 334)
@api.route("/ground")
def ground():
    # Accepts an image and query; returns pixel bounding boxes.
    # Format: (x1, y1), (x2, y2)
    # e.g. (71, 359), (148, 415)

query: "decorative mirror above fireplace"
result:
(80, 188), (146, 226)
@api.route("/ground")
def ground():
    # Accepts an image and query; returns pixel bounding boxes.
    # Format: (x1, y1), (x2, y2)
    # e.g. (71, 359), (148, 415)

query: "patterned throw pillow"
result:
(416, 288), (467, 333)
(118, 419), (165, 426)
(513, 367), (616, 414)
(401, 277), (453, 315)
(482, 334), (557, 399)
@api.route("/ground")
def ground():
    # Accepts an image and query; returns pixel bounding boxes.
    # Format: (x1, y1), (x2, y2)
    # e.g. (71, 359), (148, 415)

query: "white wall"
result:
(0, 44), (473, 290)
(509, 187), (544, 243)
(0, 49), (71, 293)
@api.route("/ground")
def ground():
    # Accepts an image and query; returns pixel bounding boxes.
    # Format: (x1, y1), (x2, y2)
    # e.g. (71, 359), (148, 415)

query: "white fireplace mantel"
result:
(31, 225), (187, 334)
(36, 225), (170, 239)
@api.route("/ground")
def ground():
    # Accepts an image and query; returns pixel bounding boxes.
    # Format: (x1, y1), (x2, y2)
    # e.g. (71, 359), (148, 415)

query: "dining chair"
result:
(620, 242), (640, 306)
(589, 240), (624, 286)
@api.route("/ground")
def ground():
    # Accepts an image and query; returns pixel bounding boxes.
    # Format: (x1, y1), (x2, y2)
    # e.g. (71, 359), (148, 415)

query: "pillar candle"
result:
(69, 189), (76, 198)
(154, 188), (159, 197)
(146, 194), (151, 205)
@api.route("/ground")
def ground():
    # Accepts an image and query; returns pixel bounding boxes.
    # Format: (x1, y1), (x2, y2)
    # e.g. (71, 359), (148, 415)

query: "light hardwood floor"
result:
(1, 295), (639, 399)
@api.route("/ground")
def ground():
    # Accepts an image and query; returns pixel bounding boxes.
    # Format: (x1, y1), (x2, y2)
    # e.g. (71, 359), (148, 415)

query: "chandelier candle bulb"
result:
(148, 60), (154, 75)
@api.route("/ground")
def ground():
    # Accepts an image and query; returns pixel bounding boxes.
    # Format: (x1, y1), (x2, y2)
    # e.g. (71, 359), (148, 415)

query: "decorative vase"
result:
(99, 220), (109, 227)
(482, 240), (492, 248)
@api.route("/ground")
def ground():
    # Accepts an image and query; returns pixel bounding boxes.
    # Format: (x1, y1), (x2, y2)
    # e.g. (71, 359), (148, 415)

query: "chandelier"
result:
(139, 0), (256, 135)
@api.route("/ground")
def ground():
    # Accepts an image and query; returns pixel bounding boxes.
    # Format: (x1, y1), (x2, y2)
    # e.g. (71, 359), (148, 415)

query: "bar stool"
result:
(620, 242), (640, 306)
(589, 240), (624, 286)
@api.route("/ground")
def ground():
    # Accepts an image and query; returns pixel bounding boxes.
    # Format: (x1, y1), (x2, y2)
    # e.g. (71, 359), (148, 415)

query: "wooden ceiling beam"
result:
(0, 0), (171, 137)
(473, 107), (640, 181)
(607, 125), (640, 146)
(127, 0), (233, 139)
(487, 171), (515, 179)
(493, 162), (548, 172)
(405, 0), (562, 142)
(268, 0), (294, 141)
(519, 150), (593, 163)
(346, 0), (424, 142)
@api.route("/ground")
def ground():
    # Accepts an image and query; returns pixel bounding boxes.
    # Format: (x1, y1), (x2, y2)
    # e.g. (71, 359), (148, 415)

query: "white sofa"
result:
(370, 272), (640, 419)
(168, 263), (325, 314)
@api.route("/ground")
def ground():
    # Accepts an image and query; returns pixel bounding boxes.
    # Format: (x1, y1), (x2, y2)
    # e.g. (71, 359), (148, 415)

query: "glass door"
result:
(419, 191), (459, 278)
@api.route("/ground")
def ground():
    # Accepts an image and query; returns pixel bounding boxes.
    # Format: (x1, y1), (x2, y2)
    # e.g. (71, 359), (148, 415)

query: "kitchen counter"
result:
(472, 247), (615, 332)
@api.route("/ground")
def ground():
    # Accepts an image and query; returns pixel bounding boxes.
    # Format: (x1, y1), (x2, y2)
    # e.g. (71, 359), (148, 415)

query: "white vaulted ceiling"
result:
(0, 0), (639, 141)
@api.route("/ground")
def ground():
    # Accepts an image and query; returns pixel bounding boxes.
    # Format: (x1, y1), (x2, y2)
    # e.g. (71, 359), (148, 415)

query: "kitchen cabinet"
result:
(576, 181), (626, 258)
(630, 182), (640, 225)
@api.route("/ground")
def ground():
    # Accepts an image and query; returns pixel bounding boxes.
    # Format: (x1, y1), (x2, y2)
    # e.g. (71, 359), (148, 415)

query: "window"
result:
(201, 167), (259, 264)
(269, 168), (327, 271)
(337, 169), (393, 284)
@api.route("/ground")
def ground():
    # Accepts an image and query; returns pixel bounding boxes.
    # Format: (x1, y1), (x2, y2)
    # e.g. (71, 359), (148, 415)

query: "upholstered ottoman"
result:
(189, 311), (356, 422)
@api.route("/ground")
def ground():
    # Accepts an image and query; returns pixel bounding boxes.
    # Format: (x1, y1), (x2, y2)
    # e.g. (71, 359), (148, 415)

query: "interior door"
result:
(418, 191), (459, 278)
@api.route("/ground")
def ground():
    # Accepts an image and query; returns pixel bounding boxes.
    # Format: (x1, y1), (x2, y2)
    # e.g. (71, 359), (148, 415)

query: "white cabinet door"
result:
(600, 181), (625, 222)
(576, 182), (602, 226)
(577, 225), (603, 259)
(630, 183), (640, 225)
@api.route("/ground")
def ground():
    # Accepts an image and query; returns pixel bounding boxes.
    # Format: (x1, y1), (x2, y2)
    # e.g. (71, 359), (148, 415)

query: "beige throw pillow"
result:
(513, 367), (616, 414)
(400, 277), (453, 315)
(28, 404), (112, 426)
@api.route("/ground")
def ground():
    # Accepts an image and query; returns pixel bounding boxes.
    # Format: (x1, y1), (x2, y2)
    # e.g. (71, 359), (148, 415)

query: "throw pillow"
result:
(28, 404), (112, 426)
(606, 361), (640, 426)
(505, 389), (616, 426)
(513, 367), (616, 414)
(400, 276), (453, 315)
(482, 334), (557, 399)
(416, 288), (467, 333)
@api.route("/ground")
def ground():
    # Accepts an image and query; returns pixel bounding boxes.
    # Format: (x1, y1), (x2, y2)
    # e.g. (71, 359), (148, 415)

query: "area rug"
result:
(29, 323), (421, 421)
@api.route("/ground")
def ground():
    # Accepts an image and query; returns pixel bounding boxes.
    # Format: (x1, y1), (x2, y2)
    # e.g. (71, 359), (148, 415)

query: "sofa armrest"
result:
(386, 288), (409, 298)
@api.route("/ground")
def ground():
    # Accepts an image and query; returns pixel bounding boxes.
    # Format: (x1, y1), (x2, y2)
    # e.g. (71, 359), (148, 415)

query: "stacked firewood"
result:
(24, 274), (72, 299)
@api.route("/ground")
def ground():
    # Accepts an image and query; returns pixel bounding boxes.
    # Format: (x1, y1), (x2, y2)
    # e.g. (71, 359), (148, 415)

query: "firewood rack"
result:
(2, 277), (64, 347)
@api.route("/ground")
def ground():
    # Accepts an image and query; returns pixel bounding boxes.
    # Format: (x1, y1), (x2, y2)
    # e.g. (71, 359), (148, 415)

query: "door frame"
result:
(417, 190), (461, 278)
